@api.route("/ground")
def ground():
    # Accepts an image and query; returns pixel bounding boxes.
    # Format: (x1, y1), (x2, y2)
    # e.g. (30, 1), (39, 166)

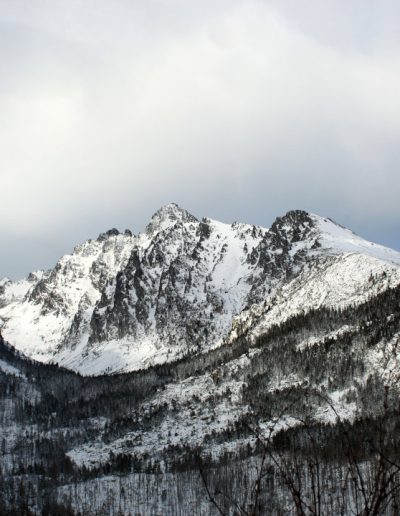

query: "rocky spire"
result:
(145, 203), (198, 235)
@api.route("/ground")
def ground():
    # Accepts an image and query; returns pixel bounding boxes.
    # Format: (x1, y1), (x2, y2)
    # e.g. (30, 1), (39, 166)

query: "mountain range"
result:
(1, 203), (400, 375)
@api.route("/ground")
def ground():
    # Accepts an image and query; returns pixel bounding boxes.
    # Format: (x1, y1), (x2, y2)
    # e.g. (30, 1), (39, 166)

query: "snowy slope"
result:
(1, 205), (400, 375)
(0, 231), (136, 363)
(310, 214), (400, 266)
(228, 252), (400, 346)
(0, 271), (46, 307)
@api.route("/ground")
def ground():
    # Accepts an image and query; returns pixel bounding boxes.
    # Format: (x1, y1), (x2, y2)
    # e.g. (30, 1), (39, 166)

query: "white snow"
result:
(296, 325), (358, 351)
(314, 388), (358, 424)
(0, 272), (44, 306)
(312, 215), (400, 266)
(0, 359), (23, 377)
(367, 332), (400, 387)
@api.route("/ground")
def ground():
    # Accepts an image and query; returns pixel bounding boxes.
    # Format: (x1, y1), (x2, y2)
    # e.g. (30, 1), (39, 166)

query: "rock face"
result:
(1, 203), (400, 375)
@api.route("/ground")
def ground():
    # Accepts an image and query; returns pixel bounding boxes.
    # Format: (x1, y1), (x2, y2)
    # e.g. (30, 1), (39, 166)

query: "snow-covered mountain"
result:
(1, 204), (400, 375)
(2, 205), (400, 513)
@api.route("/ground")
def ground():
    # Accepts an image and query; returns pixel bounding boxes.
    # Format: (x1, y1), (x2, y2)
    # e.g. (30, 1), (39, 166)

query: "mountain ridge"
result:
(1, 205), (400, 375)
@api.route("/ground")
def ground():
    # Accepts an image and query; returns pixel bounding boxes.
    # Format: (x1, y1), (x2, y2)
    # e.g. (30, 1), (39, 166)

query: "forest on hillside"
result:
(1, 282), (400, 514)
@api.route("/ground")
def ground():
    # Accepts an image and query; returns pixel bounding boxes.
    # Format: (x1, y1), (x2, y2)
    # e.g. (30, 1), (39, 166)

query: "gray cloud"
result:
(1, 0), (400, 278)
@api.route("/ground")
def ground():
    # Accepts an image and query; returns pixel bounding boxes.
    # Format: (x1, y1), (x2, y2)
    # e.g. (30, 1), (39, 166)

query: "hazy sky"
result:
(1, 0), (400, 279)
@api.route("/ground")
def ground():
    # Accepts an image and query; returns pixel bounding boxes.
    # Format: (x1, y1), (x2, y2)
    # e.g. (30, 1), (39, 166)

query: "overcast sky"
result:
(1, 0), (400, 279)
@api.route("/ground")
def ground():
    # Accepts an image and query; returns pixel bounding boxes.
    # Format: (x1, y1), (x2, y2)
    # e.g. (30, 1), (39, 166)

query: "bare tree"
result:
(198, 388), (400, 515)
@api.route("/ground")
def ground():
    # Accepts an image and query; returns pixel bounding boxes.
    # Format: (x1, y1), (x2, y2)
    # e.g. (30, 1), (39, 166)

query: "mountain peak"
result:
(96, 228), (121, 242)
(146, 203), (198, 234)
(268, 209), (315, 245)
(272, 209), (313, 227)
